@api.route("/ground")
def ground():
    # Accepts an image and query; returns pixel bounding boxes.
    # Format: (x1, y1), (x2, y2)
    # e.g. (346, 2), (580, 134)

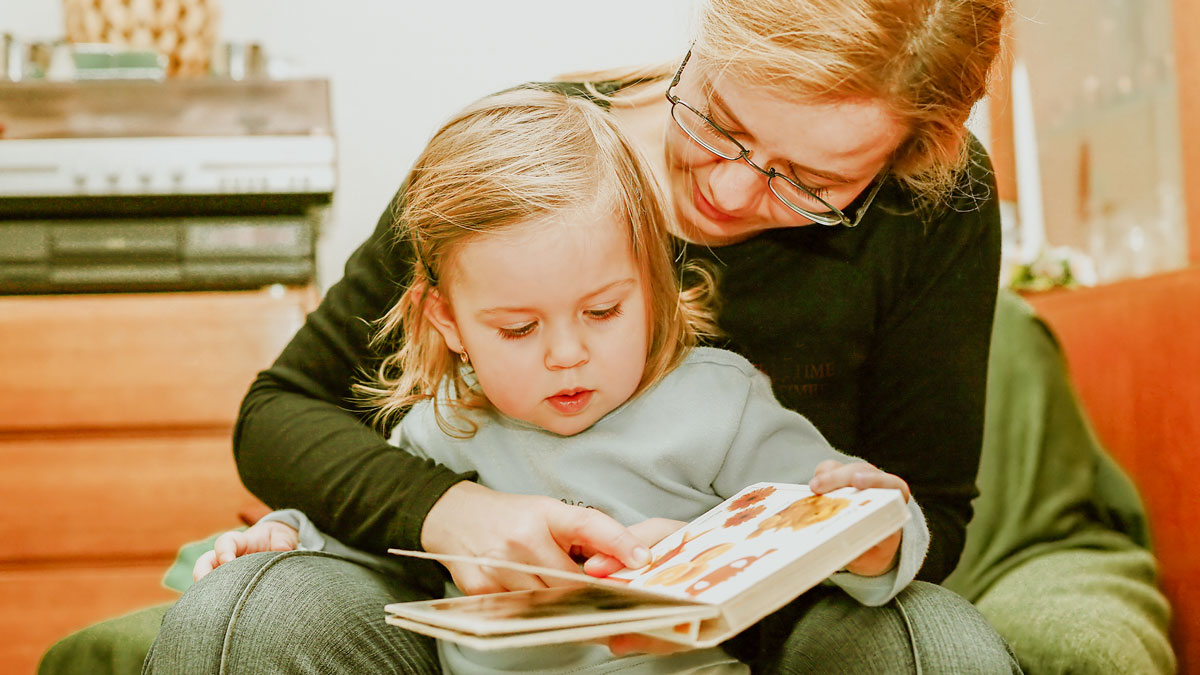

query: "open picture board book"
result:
(385, 482), (909, 650)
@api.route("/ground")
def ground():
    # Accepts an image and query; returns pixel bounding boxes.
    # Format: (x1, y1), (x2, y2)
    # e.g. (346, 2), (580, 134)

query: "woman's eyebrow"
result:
(708, 87), (856, 185)
(707, 86), (752, 137)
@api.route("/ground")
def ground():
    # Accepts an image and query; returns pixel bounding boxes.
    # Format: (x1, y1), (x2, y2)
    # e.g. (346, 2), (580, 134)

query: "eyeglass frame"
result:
(664, 49), (886, 228)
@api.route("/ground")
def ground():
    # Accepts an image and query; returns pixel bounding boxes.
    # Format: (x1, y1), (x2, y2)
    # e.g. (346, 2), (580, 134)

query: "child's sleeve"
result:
(714, 367), (930, 606)
(258, 508), (372, 562)
(826, 498), (929, 606)
(258, 509), (328, 551)
(257, 509), (436, 576)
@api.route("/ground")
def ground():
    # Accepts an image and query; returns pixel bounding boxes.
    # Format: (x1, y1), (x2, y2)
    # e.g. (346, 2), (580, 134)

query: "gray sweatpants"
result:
(142, 550), (1020, 674)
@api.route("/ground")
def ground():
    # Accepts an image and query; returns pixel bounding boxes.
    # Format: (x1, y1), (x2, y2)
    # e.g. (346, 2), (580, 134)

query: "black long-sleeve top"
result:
(233, 83), (1001, 584)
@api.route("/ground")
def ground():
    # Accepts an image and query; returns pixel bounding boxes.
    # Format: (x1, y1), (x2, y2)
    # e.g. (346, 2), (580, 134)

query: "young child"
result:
(193, 87), (928, 674)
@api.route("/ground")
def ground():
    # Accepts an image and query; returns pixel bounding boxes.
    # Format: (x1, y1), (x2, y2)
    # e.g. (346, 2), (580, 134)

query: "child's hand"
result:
(808, 460), (910, 577)
(192, 520), (299, 582)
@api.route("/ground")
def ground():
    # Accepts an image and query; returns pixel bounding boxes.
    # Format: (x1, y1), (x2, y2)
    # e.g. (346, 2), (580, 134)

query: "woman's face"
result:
(664, 62), (908, 245)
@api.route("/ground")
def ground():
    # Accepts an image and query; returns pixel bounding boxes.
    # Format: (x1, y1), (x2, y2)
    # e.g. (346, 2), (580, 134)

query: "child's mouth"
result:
(547, 389), (594, 414)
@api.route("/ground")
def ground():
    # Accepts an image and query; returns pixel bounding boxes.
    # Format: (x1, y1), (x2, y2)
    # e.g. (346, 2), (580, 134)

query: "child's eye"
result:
(585, 304), (624, 321)
(497, 322), (536, 340)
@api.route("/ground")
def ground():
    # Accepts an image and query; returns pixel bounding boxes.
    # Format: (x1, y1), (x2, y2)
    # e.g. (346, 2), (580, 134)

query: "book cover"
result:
(386, 482), (909, 649)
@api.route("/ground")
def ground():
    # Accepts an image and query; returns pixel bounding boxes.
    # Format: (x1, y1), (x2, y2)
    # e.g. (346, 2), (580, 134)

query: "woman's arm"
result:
(233, 194), (473, 554)
(857, 137), (1002, 582)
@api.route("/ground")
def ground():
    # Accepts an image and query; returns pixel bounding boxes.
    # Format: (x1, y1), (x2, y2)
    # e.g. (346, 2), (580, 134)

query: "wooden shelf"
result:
(0, 286), (317, 674)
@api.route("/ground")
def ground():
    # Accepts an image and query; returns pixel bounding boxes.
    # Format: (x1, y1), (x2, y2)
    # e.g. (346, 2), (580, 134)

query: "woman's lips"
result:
(546, 389), (594, 414)
(691, 180), (738, 223)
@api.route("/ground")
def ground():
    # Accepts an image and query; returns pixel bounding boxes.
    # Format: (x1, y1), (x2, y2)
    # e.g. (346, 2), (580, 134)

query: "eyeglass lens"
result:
(672, 102), (845, 223)
(671, 103), (741, 160)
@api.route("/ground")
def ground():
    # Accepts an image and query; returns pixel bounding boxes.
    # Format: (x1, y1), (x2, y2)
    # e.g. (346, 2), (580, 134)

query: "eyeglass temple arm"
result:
(666, 49), (692, 98)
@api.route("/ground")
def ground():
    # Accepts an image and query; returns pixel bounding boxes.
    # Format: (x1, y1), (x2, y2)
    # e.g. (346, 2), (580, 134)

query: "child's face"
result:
(427, 207), (650, 436)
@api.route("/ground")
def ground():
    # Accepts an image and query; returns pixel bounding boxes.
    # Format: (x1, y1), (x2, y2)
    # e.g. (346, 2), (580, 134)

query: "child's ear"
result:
(423, 287), (466, 356)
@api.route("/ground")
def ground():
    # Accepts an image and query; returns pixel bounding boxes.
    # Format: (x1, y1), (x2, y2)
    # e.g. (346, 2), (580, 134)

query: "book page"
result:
(608, 483), (905, 606)
(384, 609), (713, 651)
(386, 549), (650, 594)
(383, 585), (716, 637)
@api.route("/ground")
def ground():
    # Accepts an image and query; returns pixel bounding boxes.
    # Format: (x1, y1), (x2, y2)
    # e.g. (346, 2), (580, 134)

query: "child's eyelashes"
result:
(493, 304), (624, 341)
(585, 303), (624, 321)
(497, 322), (536, 340)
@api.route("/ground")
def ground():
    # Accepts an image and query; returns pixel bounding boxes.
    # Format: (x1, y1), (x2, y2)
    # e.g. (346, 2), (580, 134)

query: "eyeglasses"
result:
(665, 50), (885, 228)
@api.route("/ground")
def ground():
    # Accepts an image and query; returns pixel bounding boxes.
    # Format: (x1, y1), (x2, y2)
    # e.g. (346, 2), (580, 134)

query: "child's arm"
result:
(710, 362), (930, 606)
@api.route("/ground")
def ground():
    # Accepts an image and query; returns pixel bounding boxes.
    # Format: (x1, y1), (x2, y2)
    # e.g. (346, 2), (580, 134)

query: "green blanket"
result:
(943, 290), (1174, 674)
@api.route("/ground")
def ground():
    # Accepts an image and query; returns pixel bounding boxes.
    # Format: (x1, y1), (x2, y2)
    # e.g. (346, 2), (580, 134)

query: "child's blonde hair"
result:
(357, 87), (717, 436)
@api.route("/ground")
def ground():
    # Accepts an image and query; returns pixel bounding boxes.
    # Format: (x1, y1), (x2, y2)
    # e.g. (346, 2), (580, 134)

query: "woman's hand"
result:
(809, 460), (909, 576)
(581, 517), (685, 578)
(420, 482), (652, 595)
(192, 520), (299, 582)
(583, 517), (691, 656)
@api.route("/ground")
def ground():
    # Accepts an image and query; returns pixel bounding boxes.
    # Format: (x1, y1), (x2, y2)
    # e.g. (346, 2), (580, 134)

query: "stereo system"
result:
(0, 78), (334, 293)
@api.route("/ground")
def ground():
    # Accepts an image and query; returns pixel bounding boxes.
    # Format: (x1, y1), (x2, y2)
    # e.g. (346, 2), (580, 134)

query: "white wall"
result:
(1, 0), (696, 287)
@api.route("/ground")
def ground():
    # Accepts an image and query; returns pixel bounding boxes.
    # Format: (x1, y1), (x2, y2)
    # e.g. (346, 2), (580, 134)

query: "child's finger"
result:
(812, 459), (844, 477)
(192, 550), (218, 582)
(809, 462), (864, 493)
(845, 530), (903, 576)
(849, 471), (911, 501)
(268, 525), (296, 551)
(213, 531), (245, 564)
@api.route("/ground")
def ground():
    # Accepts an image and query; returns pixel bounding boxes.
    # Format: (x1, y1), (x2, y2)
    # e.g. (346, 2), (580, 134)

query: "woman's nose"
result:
(544, 325), (589, 370)
(706, 159), (767, 215)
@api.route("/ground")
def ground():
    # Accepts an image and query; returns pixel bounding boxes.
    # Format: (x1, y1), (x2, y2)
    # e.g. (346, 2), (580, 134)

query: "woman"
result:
(146, 0), (1017, 671)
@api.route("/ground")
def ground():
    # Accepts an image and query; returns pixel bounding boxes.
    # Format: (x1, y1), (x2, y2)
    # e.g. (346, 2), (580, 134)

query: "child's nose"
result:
(544, 325), (588, 370)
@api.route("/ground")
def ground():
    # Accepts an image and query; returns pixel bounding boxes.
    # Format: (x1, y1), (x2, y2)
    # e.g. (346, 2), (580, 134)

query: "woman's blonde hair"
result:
(356, 87), (718, 436)
(570, 0), (1008, 208)
(694, 0), (1007, 207)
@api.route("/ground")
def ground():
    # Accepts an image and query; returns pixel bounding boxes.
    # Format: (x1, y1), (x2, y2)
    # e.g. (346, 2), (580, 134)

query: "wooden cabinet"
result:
(0, 286), (316, 673)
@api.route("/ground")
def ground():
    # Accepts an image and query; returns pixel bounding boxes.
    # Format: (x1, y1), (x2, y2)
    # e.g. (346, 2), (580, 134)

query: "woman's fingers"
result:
(422, 482), (651, 595)
(583, 517), (684, 577)
(449, 561), (549, 596)
(544, 501), (651, 571)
